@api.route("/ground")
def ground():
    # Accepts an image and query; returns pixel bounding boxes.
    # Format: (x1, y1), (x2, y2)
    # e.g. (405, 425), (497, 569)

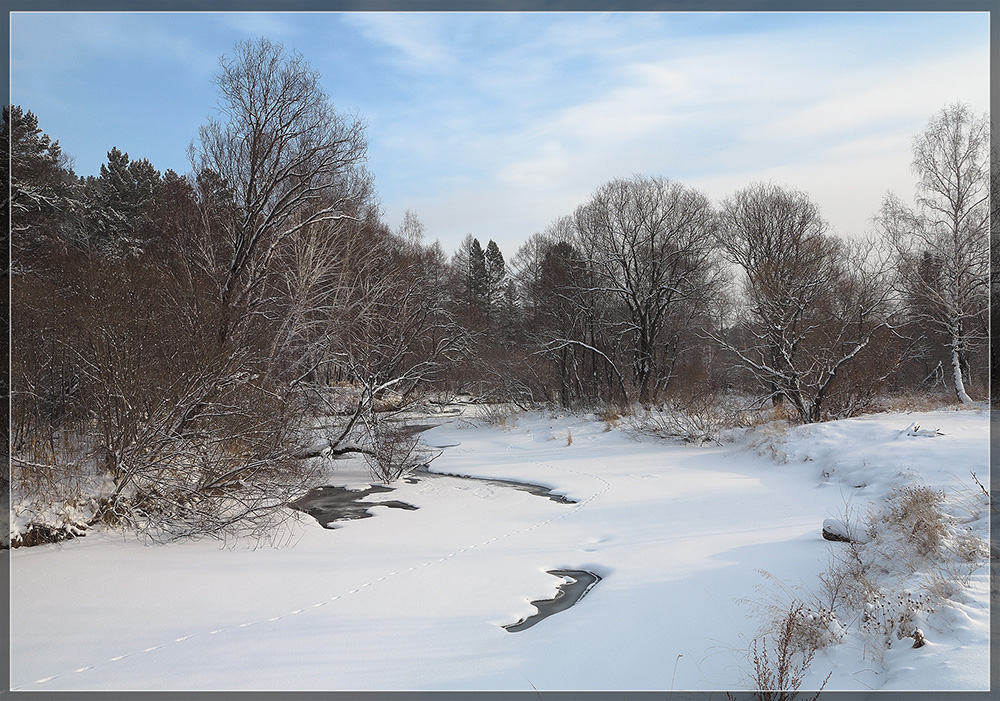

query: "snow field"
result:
(9, 407), (989, 691)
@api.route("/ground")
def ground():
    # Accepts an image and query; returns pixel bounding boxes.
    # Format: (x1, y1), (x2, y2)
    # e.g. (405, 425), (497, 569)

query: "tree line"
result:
(7, 38), (991, 539)
(491, 102), (989, 422)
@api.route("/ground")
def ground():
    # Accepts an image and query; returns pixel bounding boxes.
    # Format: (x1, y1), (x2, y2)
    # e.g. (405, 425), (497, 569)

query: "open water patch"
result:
(288, 485), (417, 529)
(503, 569), (602, 632)
(291, 422), (575, 531)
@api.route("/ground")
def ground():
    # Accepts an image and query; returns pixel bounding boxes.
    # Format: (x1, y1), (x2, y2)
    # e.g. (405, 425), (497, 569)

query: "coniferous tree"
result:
(85, 147), (162, 254)
(469, 237), (488, 307)
(452, 234), (488, 320)
(8, 106), (78, 263)
(483, 239), (507, 321)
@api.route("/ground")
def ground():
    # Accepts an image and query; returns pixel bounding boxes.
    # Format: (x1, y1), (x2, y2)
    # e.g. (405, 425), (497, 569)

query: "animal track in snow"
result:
(16, 447), (611, 690)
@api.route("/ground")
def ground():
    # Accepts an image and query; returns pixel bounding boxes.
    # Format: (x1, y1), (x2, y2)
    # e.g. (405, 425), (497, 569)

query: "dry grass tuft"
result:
(874, 391), (961, 414)
(596, 405), (626, 432)
(476, 403), (521, 430)
(744, 420), (795, 463)
(883, 484), (948, 558)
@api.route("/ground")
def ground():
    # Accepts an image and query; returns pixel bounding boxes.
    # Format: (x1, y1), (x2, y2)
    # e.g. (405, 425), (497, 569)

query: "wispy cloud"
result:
(340, 12), (452, 67)
(371, 13), (988, 253)
(10, 11), (989, 256)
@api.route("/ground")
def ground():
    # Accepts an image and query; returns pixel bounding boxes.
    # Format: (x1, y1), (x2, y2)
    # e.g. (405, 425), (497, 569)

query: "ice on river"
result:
(9, 407), (989, 692)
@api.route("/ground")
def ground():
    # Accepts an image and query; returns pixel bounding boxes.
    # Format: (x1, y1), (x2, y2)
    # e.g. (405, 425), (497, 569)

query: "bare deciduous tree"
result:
(13, 39), (381, 542)
(877, 103), (989, 405)
(513, 221), (627, 407)
(192, 37), (370, 349)
(713, 183), (895, 423)
(574, 176), (722, 404)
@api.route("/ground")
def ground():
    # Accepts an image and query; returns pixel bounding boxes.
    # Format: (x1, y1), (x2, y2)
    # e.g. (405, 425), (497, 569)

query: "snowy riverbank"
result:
(10, 407), (990, 692)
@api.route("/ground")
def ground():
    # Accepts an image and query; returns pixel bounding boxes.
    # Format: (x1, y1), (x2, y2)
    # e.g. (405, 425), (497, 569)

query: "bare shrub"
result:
(626, 393), (760, 445)
(782, 604), (844, 654)
(476, 402), (522, 429)
(874, 390), (960, 414)
(743, 571), (846, 654)
(817, 528), (881, 615)
(970, 471), (993, 512)
(731, 602), (831, 701)
(10, 428), (100, 512)
(361, 419), (434, 484)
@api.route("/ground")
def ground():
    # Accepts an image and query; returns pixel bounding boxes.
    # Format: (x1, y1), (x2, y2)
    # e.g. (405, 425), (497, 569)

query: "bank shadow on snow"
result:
(503, 568), (604, 632)
(412, 465), (577, 504)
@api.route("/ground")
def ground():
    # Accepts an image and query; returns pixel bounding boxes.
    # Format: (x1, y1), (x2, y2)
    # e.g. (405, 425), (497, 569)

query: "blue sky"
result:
(10, 11), (990, 258)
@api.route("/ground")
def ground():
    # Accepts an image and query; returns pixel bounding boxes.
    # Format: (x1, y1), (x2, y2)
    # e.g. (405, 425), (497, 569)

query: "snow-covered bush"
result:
(813, 477), (988, 664)
(781, 604), (845, 654)
(626, 393), (763, 445)
(860, 590), (933, 658)
(10, 494), (99, 548)
(10, 430), (113, 546)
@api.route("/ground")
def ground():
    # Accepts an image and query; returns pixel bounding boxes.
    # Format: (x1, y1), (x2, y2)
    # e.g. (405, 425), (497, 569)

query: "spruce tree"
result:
(458, 235), (487, 312)
(483, 239), (509, 322)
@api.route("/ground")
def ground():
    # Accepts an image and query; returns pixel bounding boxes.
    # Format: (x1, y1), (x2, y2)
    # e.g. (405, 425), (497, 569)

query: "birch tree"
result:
(878, 103), (989, 405)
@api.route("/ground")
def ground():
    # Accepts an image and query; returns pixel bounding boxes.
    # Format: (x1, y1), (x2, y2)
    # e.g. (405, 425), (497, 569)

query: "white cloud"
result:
(339, 12), (451, 67)
(741, 46), (990, 146)
(372, 13), (988, 257)
(685, 148), (916, 239)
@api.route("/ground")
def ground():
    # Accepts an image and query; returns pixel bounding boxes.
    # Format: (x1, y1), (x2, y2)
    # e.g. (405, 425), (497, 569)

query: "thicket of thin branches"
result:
(9, 37), (989, 551)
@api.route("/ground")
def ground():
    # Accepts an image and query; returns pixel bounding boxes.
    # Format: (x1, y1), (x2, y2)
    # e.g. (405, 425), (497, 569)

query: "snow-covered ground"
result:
(9, 407), (990, 692)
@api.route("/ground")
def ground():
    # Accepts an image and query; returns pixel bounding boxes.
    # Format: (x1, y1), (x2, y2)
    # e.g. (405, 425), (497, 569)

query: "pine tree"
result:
(88, 147), (162, 253)
(7, 106), (78, 262)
